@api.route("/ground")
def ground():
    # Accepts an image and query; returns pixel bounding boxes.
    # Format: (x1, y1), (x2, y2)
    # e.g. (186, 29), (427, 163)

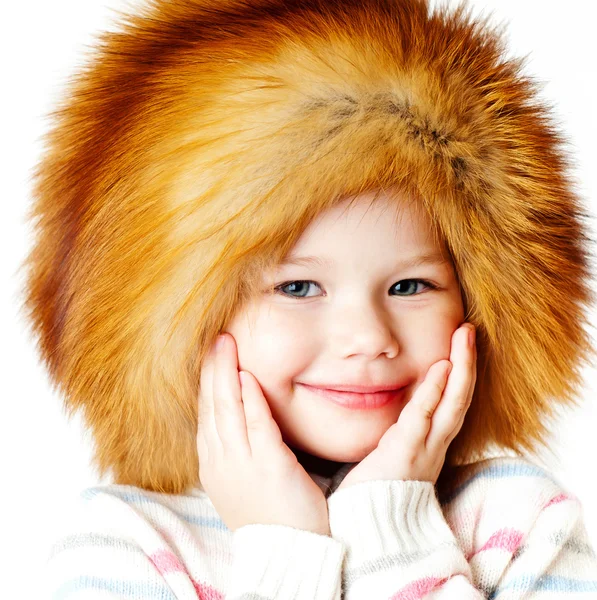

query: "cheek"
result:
(410, 316), (461, 381)
(227, 308), (314, 390)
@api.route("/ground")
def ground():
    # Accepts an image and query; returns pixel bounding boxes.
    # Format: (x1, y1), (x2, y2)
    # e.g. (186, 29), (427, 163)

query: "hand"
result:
(197, 332), (331, 536)
(336, 323), (477, 491)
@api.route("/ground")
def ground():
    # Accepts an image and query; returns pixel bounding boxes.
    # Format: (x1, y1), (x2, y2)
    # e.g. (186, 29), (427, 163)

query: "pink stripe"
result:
(467, 528), (524, 560)
(544, 492), (574, 508)
(191, 577), (224, 599)
(149, 549), (186, 575)
(150, 550), (225, 599)
(390, 576), (449, 600)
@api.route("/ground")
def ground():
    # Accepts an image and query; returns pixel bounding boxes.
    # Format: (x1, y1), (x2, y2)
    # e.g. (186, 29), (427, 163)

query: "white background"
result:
(2, 0), (596, 596)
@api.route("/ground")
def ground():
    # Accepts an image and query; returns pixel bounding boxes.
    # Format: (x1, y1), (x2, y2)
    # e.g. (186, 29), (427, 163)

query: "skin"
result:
(197, 188), (477, 533)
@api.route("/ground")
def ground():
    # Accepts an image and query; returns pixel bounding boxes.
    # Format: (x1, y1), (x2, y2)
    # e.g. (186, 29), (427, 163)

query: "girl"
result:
(21, 0), (597, 597)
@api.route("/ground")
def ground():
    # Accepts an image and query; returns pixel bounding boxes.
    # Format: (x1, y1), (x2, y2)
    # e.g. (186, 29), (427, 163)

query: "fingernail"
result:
(216, 334), (226, 350)
(468, 326), (475, 347)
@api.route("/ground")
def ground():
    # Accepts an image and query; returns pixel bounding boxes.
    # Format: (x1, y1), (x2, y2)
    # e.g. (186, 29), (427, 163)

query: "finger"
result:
(197, 340), (218, 458)
(427, 325), (475, 450)
(239, 369), (284, 458)
(400, 360), (452, 446)
(445, 330), (478, 442)
(212, 334), (250, 452)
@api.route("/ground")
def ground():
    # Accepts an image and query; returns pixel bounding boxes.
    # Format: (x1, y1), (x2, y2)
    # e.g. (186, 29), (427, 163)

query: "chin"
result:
(280, 415), (387, 464)
(291, 439), (376, 464)
(325, 445), (374, 463)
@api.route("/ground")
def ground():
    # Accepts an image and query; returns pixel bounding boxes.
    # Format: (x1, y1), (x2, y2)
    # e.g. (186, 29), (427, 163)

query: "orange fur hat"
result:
(21, 0), (596, 493)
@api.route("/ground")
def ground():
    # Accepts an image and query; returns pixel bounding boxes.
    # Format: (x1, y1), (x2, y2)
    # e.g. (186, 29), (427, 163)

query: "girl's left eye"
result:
(273, 279), (438, 299)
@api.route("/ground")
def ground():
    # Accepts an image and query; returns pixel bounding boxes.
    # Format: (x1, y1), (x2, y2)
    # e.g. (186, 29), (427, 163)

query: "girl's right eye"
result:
(274, 280), (321, 298)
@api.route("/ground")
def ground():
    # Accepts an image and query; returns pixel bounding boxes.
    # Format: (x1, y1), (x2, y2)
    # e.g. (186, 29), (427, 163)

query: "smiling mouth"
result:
(297, 383), (406, 410)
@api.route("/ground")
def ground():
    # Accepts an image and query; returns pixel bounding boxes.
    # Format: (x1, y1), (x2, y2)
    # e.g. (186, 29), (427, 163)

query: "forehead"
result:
(285, 189), (447, 259)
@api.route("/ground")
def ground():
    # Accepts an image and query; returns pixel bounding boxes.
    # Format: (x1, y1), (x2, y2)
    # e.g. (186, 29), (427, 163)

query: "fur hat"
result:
(21, 0), (597, 493)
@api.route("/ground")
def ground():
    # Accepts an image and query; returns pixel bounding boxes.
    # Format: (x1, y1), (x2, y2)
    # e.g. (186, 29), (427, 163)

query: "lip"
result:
(298, 382), (406, 410)
(303, 382), (406, 393)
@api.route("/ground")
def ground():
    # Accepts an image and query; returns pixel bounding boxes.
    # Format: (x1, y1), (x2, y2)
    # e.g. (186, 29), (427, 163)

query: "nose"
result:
(329, 296), (399, 359)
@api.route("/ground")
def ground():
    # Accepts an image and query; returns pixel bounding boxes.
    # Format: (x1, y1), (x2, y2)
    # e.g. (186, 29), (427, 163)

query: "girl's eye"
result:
(273, 279), (438, 299)
(390, 279), (439, 296)
(275, 280), (321, 298)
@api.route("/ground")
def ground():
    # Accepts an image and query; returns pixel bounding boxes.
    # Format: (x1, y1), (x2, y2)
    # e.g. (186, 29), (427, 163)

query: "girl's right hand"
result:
(197, 332), (331, 536)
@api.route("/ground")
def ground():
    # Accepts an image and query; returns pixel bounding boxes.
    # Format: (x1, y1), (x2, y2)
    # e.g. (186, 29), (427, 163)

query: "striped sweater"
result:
(43, 456), (597, 599)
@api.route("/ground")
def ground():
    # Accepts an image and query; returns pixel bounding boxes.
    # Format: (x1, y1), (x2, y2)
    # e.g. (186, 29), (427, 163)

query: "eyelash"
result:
(273, 279), (439, 299)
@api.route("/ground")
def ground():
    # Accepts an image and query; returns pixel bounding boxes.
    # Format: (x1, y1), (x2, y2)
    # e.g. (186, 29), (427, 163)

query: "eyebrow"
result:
(280, 251), (450, 269)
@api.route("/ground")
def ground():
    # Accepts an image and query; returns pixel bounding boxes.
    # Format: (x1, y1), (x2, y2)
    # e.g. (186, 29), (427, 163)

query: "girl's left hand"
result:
(336, 323), (477, 491)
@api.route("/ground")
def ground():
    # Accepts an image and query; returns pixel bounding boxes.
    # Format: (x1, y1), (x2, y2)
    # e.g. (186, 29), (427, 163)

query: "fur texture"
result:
(21, 0), (597, 493)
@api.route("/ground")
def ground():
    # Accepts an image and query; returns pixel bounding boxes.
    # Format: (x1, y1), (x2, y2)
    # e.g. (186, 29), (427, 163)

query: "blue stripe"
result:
(81, 486), (229, 530)
(489, 574), (597, 598)
(54, 576), (176, 600)
(439, 460), (558, 506)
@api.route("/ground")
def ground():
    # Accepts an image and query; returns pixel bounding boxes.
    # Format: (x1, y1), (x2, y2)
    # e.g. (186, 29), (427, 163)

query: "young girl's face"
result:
(224, 188), (465, 463)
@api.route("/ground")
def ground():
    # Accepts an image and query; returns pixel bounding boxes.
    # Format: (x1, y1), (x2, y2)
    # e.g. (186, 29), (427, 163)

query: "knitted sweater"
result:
(44, 456), (597, 599)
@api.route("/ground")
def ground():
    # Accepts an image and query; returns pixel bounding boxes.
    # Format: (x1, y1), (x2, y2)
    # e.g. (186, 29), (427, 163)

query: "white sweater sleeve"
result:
(43, 486), (346, 600)
(327, 479), (485, 599)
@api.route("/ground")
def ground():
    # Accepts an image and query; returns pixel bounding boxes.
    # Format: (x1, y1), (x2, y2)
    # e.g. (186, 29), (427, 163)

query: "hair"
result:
(20, 0), (597, 494)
